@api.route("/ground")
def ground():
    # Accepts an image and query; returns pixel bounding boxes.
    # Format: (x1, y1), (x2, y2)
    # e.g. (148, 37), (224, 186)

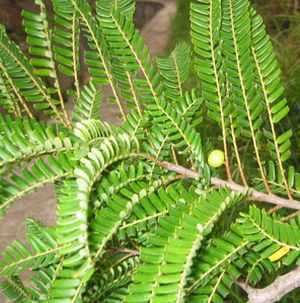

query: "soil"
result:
(0, 1), (177, 301)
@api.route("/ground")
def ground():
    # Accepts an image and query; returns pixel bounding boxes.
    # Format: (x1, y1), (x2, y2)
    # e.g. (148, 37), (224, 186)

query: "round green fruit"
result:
(208, 150), (225, 168)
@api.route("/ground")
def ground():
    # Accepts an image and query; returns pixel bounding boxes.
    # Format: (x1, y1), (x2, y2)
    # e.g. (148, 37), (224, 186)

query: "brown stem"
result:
(150, 158), (300, 210)
(237, 267), (300, 303)
(106, 248), (139, 257)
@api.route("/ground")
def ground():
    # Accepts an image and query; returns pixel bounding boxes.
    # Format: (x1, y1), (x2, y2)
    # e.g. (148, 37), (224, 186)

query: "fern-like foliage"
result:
(53, 0), (80, 93)
(0, 117), (75, 168)
(22, 2), (56, 79)
(0, 152), (76, 217)
(250, 7), (293, 196)
(0, 0), (300, 302)
(0, 26), (65, 122)
(73, 81), (102, 122)
(83, 250), (138, 302)
(0, 219), (58, 276)
(126, 189), (240, 303)
(157, 42), (191, 102)
(187, 206), (300, 303)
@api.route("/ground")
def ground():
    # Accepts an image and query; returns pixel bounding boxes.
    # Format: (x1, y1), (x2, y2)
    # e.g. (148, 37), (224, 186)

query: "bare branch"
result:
(151, 159), (300, 210)
(237, 267), (300, 303)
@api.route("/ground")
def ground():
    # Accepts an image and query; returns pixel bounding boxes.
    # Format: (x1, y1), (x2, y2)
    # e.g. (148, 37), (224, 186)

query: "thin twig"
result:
(106, 248), (139, 258)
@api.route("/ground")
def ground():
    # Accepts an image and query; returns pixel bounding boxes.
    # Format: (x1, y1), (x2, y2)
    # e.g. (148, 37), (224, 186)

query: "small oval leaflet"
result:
(269, 246), (290, 262)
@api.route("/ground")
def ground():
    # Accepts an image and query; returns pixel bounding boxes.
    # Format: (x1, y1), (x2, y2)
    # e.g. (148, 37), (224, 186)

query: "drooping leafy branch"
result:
(0, 0), (300, 303)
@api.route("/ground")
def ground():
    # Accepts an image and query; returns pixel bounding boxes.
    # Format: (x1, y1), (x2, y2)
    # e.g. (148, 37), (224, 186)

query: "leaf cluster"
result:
(0, 0), (300, 302)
